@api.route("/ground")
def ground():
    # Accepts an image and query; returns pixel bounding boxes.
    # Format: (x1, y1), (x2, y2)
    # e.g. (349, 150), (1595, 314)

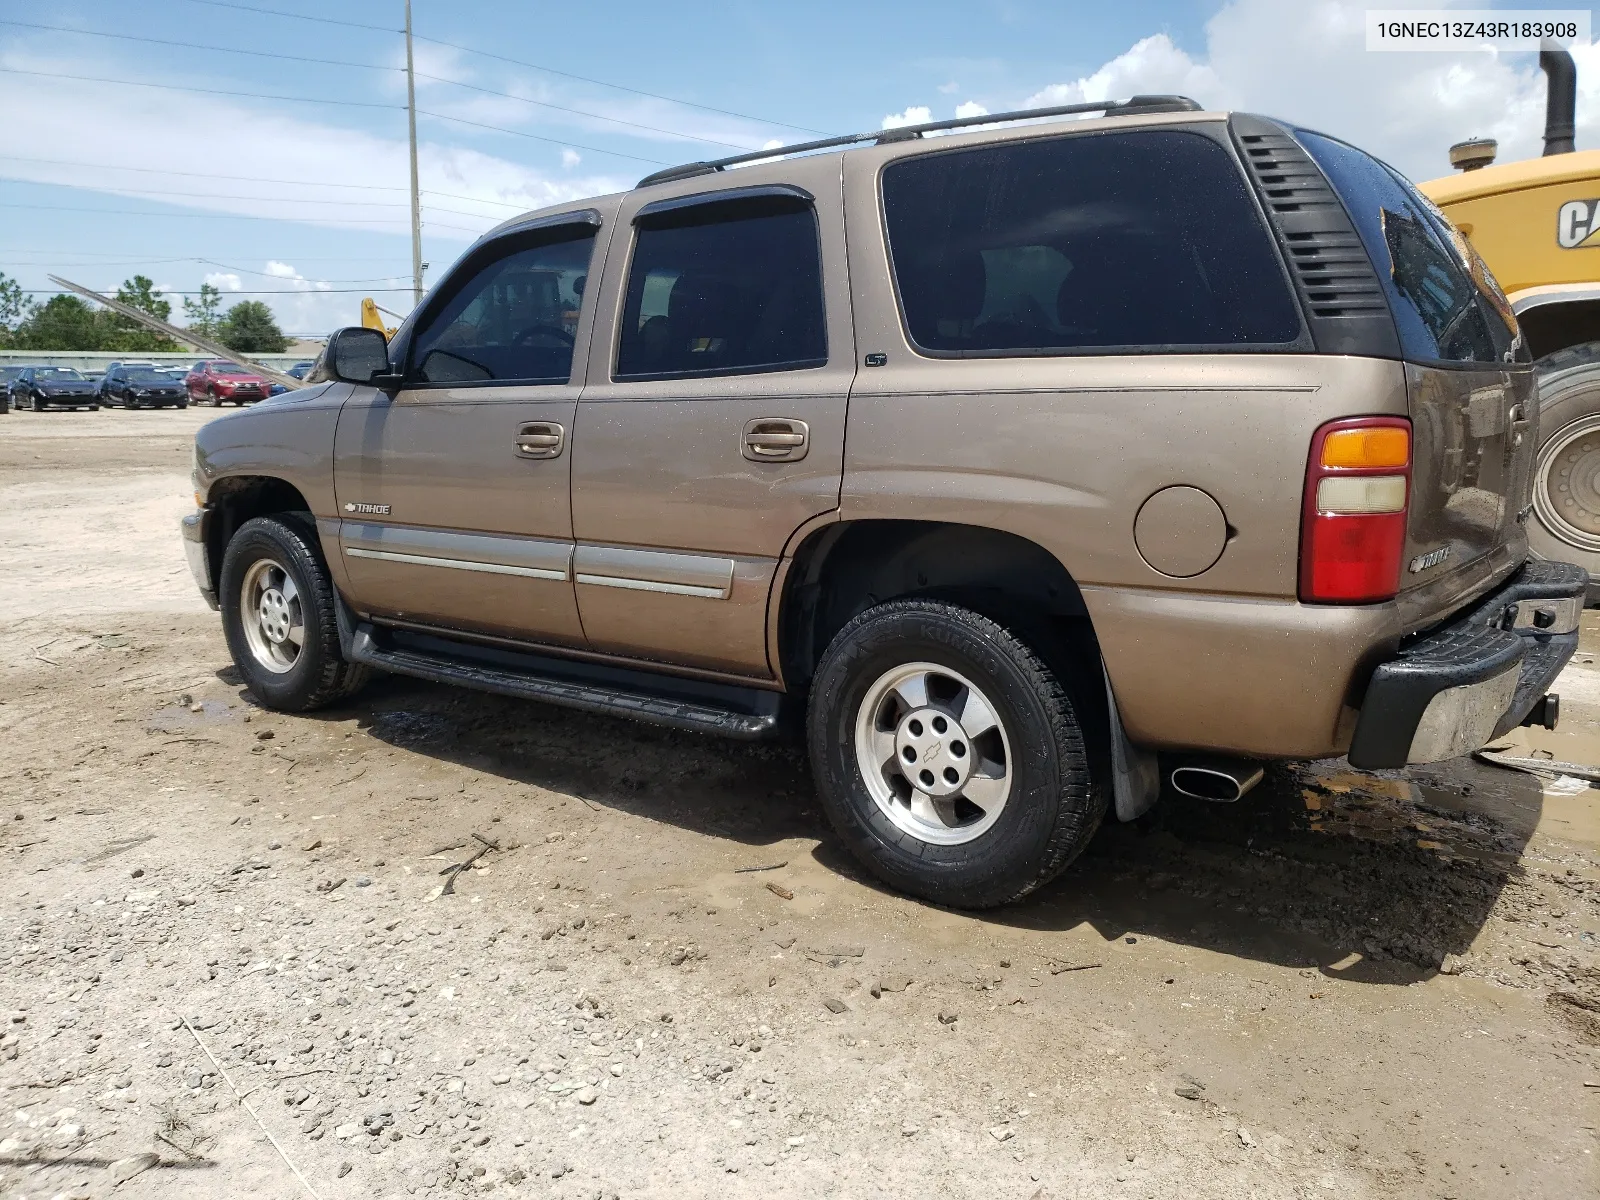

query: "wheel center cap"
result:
(893, 706), (973, 798)
(259, 589), (290, 643)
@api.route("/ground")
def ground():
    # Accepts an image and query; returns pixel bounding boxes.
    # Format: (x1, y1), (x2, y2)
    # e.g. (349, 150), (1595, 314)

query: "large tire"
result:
(219, 515), (369, 712)
(1532, 342), (1600, 600)
(807, 599), (1105, 909)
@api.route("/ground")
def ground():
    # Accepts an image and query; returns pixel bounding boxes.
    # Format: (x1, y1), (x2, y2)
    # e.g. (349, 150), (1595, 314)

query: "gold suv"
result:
(182, 98), (1585, 907)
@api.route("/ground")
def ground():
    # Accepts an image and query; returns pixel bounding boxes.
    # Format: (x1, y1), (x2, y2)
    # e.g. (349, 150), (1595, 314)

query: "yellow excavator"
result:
(1420, 50), (1600, 595)
(360, 297), (401, 339)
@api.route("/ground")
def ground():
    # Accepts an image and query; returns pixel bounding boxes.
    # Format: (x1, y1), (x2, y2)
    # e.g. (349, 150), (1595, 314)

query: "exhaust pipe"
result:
(1542, 49), (1577, 156)
(1168, 757), (1265, 803)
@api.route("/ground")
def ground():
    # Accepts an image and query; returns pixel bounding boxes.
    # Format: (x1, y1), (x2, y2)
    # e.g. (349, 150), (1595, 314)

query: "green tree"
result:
(0, 271), (34, 348)
(99, 274), (180, 352)
(182, 282), (224, 339)
(11, 295), (100, 350)
(217, 300), (290, 354)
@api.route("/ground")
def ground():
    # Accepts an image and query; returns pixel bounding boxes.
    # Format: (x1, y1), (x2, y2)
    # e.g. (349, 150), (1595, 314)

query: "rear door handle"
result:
(515, 421), (565, 459)
(742, 418), (809, 463)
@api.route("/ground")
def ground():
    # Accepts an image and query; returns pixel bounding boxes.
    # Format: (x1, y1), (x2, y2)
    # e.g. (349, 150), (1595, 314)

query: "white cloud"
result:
(762, 138), (785, 151)
(560, 148), (582, 169)
(264, 261), (299, 279)
(1021, 0), (1600, 181)
(205, 273), (243, 292)
(955, 101), (990, 119)
(882, 106), (933, 130)
(938, 81), (961, 95)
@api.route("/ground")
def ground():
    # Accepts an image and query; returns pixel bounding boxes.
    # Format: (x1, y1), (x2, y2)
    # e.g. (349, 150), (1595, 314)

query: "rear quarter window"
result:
(880, 128), (1304, 356)
(1295, 130), (1520, 365)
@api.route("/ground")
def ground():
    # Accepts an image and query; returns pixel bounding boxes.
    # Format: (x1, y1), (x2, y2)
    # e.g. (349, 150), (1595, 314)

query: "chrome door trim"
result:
(342, 521), (573, 580)
(345, 547), (567, 581)
(572, 545), (735, 600)
(573, 573), (726, 599)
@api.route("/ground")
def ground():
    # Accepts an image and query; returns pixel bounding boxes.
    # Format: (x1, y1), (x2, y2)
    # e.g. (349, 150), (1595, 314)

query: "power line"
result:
(170, 0), (825, 135)
(413, 34), (828, 136)
(0, 19), (401, 72)
(25, 287), (417, 295)
(0, 66), (402, 111)
(0, 201), (413, 224)
(0, 250), (420, 261)
(0, 153), (411, 192)
(416, 109), (667, 164)
(174, 0), (399, 33)
(411, 72), (752, 150)
(1, 67), (668, 166)
(0, 179), (412, 209)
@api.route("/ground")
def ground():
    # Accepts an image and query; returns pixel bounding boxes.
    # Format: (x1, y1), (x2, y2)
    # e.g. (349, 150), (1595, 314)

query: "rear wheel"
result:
(219, 516), (369, 711)
(1532, 342), (1600, 600)
(807, 599), (1105, 909)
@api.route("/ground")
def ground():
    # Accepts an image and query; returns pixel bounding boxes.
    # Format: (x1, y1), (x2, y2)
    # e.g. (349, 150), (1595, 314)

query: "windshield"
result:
(126, 369), (168, 382)
(0, 368), (20, 383)
(216, 363), (253, 376)
(36, 367), (85, 380)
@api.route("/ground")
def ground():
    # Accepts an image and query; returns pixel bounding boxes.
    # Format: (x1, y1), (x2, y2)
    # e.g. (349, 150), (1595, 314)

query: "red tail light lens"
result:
(1300, 417), (1411, 604)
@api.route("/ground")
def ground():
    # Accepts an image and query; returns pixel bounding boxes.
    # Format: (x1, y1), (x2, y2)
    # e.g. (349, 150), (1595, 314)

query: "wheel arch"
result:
(777, 518), (1099, 699)
(205, 475), (316, 594)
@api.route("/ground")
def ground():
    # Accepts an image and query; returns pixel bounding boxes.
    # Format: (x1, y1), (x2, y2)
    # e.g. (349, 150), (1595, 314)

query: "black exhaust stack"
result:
(1542, 49), (1577, 156)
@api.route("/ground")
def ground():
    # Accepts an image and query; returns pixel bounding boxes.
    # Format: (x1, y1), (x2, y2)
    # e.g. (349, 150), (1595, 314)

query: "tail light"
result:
(1300, 417), (1411, 603)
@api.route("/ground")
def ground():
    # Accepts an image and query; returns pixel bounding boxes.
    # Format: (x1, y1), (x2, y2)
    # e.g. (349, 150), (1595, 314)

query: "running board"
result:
(348, 624), (781, 739)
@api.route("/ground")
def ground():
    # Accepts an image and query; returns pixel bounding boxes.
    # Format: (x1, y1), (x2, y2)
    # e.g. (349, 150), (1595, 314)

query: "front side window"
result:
(410, 228), (596, 386)
(616, 196), (827, 380)
(881, 129), (1303, 356)
(1297, 131), (1518, 365)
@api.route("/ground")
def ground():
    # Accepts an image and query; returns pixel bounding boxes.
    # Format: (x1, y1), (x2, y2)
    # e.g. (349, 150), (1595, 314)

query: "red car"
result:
(186, 360), (270, 406)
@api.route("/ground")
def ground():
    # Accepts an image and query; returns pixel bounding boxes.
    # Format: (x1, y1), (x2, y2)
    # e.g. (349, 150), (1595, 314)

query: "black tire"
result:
(1532, 343), (1600, 600)
(807, 599), (1105, 909)
(219, 515), (369, 712)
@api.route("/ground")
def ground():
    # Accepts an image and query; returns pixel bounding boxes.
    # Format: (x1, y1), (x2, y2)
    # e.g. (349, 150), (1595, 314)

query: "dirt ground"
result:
(1, 407), (1597, 1200)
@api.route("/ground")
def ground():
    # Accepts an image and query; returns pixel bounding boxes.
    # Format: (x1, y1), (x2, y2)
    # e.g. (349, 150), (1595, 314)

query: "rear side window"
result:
(616, 196), (826, 380)
(410, 228), (595, 385)
(881, 129), (1302, 355)
(1296, 131), (1518, 365)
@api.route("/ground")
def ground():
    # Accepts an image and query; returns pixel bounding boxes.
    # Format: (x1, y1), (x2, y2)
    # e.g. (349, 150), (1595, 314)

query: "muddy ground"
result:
(1, 407), (1596, 1200)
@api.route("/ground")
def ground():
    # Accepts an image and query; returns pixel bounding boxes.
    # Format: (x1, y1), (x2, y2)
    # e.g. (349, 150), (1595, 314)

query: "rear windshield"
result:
(880, 129), (1303, 355)
(125, 369), (168, 382)
(1296, 130), (1521, 365)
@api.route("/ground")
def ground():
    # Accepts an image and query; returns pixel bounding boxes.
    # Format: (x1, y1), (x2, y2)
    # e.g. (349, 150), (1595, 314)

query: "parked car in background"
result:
(186, 360), (270, 406)
(286, 360), (316, 380)
(0, 366), (20, 414)
(9, 365), (98, 411)
(99, 365), (188, 409)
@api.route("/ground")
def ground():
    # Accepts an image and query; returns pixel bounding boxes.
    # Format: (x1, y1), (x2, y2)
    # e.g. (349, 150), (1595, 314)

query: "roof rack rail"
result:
(636, 95), (1202, 187)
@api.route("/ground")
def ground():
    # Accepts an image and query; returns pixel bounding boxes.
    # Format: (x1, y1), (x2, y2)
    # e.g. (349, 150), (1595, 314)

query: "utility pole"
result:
(404, 0), (423, 304)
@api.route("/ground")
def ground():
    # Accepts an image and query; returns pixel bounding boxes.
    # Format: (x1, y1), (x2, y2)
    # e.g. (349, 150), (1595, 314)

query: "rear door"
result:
(1297, 131), (1533, 605)
(331, 211), (606, 645)
(570, 155), (853, 677)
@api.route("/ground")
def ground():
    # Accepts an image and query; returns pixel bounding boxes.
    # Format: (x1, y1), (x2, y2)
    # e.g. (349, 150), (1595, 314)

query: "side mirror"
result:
(316, 327), (395, 388)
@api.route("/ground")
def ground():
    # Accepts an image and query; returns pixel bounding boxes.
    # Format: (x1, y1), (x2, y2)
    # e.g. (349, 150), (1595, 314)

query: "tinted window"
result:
(616, 197), (826, 380)
(882, 130), (1301, 355)
(1297, 131), (1518, 365)
(411, 229), (594, 385)
(126, 369), (167, 382)
(36, 368), (84, 379)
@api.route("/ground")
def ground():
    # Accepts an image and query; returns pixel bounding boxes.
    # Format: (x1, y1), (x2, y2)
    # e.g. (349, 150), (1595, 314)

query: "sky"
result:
(1, 0), (1597, 337)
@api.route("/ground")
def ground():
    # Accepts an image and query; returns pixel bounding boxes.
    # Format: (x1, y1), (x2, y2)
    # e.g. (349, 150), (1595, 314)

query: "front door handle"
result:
(515, 421), (565, 459)
(742, 418), (809, 463)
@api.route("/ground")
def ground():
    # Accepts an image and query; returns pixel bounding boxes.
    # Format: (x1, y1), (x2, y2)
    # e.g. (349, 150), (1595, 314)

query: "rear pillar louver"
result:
(1229, 114), (1400, 359)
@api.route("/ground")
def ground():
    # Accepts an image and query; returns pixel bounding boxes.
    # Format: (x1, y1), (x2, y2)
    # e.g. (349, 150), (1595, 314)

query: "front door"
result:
(332, 214), (606, 644)
(571, 157), (855, 676)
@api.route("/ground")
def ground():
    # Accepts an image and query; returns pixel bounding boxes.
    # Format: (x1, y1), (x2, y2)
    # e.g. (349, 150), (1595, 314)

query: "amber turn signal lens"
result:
(1320, 426), (1410, 470)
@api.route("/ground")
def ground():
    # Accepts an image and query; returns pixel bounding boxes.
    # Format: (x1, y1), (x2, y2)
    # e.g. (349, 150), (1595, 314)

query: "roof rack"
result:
(636, 95), (1203, 187)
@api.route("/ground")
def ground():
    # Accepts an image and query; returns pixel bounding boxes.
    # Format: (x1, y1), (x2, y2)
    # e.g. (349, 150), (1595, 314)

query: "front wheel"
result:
(219, 516), (369, 711)
(807, 599), (1104, 909)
